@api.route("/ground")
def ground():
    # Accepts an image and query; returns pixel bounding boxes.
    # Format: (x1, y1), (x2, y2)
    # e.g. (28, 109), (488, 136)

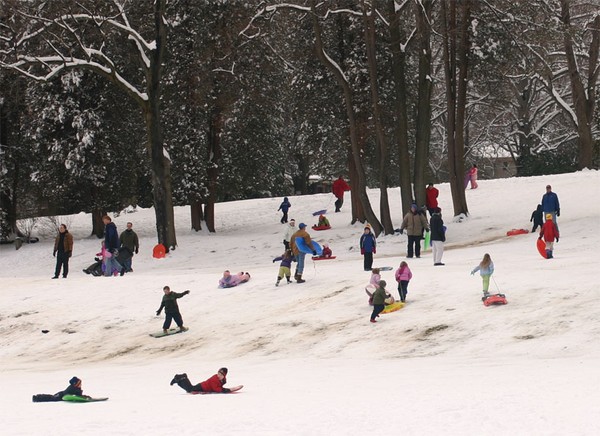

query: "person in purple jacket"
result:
(273, 249), (294, 286)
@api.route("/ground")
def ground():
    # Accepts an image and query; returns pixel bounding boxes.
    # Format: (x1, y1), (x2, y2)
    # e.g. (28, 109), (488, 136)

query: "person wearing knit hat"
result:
(370, 280), (388, 323)
(539, 212), (560, 259)
(170, 368), (243, 393)
(32, 376), (90, 402)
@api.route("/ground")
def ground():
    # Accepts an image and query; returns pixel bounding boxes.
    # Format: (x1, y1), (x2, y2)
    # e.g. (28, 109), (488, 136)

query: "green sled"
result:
(62, 395), (108, 402)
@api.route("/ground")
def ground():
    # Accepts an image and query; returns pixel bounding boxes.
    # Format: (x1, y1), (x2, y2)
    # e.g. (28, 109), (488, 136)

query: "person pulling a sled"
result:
(471, 253), (494, 298)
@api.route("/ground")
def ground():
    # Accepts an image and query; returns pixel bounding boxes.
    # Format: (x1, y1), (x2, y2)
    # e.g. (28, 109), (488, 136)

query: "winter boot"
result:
(170, 373), (187, 385)
(179, 326), (188, 332)
(296, 274), (305, 283)
(545, 250), (552, 259)
(286, 276), (292, 284)
(163, 329), (168, 334)
(276, 277), (281, 287)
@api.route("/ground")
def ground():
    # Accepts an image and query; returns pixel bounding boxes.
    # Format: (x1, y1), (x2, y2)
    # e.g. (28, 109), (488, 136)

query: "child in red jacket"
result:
(170, 368), (243, 393)
(539, 214), (560, 259)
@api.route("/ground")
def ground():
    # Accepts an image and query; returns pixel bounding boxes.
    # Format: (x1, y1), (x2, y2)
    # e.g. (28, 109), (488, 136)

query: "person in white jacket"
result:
(283, 219), (296, 250)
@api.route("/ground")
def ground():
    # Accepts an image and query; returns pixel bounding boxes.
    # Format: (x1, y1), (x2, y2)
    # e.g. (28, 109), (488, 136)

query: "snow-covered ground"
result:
(1, 170), (599, 436)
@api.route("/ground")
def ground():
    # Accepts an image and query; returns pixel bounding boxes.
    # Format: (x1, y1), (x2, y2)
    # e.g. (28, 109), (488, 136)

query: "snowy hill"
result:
(1, 170), (599, 435)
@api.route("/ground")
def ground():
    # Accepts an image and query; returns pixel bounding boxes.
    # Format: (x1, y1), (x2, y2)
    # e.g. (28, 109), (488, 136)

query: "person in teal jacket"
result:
(471, 253), (494, 298)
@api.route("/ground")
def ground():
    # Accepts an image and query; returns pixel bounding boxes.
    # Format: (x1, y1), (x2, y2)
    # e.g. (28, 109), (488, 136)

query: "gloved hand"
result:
(312, 250), (317, 256)
(425, 229), (430, 233)
(555, 237), (559, 243)
(183, 290), (190, 295)
(361, 248), (365, 255)
(156, 310), (161, 316)
(53, 251), (57, 257)
(557, 210), (560, 217)
(135, 248), (139, 254)
(399, 228), (404, 235)
(470, 271), (475, 276)
(538, 236), (542, 240)
(372, 247), (376, 254)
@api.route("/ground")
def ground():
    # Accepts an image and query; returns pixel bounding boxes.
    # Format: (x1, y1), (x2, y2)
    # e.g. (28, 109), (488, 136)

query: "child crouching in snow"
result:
(273, 250), (293, 286)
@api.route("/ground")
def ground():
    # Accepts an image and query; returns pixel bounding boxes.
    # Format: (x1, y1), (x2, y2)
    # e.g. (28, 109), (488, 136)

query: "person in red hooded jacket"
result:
(425, 183), (439, 217)
(539, 213), (559, 259)
(332, 176), (351, 212)
(170, 368), (241, 393)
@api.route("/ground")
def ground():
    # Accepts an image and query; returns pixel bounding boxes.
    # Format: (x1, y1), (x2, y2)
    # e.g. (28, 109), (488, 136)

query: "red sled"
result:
(536, 238), (547, 259)
(483, 294), (507, 306)
(312, 225), (331, 231)
(506, 228), (528, 236)
(312, 256), (337, 261)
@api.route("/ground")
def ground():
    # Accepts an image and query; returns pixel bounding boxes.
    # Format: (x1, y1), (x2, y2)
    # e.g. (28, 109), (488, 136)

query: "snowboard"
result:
(149, 327), (188, 338)
(482, 293), (507, 306)
(372, 266), (393, 271)
(536, 238), (547, 259)
(190, 385), (243, 394)
(62, 395), (108, 403)
(312, 256), (336, 260)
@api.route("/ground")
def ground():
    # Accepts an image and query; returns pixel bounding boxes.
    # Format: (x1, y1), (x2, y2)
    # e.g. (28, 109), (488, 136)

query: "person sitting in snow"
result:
(32, 377), (91, 402)
(170, 368), (242, 393)
(313, 243), (333, 259)
(314, 214), (330, 228)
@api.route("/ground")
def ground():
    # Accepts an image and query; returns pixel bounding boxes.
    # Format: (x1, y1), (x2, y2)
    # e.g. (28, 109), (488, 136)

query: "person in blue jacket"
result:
(102, 215), (123, 277)
(278, 197), (291, 223)
(541, 185), (560, 227)
(360, 226), (377, 271)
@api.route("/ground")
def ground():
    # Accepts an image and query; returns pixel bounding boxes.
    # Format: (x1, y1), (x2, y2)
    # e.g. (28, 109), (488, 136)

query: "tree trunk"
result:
(349, 150), (365, 224)
(413, 0), (434, 208)
(310, 0), (382, 236)
(190, 201), (203, 231)
(362, 0), (393, 235)
(205, 106), (224, 233)
(441, 0), (469, 217)
(145, 0), (177, 250)
(560, 1), (598, 170)
(91, 208), (105, 238)
(387, 0), (413, 217)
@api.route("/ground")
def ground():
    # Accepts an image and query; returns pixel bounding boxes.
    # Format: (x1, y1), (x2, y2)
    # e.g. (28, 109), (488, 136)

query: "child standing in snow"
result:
(394, 261), (412, 302)
(370, 280), (388, 323)
(273, 250), (293, 286)
(156, 286), (189, 334)
(539, 214), (559, 259)
(278, 197), (291, 224)
(360, 227), (377, 271)
(530, 204), (543, 233)
(471, 254), (494, 297)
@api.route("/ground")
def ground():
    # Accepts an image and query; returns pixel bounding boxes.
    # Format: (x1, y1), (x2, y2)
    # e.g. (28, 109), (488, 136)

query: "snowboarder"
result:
(539, 214), (559, 259)
(52, 224), (73, 279)
(360, 226), (377, 271)
(394, 261), (412, 302)
(530, 204), (544, 233)
(32, 377), (91, 402)
(471, 253), (494, 298)
(332, 175), (351, 212)
(273, 249), (293, 286)
(156, 286), (189, 334)
(370, 280), (388, 323)
(278, 197), (291, 224)
(399, 203), (429, 258)
(170, 368), (241, 393)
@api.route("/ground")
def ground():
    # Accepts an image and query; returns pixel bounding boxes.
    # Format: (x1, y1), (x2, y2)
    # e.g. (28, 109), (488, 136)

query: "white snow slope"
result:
(1, 170), (599, 436)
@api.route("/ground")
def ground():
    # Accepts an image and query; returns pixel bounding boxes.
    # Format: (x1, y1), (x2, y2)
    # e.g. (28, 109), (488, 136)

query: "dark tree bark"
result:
(190, 201), (203, 231)
(205, 105), (225, 233)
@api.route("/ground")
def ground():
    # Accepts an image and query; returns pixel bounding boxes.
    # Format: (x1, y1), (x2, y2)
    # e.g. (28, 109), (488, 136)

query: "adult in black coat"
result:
(429, 208), (446, 266)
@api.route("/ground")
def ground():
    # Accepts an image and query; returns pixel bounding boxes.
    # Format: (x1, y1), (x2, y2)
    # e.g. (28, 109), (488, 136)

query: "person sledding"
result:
(218, 270), (251, 288)
(170, 367), (243, 394)
(156, 286), (189, 334)
(32, 377), (91, 402)
(312, 243), (333, 260)
(312, 214), (331, 230)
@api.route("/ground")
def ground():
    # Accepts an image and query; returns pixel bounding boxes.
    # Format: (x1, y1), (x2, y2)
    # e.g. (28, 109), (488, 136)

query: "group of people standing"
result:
(52, 216), (140, 279)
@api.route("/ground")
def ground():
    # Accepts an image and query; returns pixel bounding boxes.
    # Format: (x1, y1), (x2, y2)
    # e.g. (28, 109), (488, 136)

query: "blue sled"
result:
(295, 237), (322, 256)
